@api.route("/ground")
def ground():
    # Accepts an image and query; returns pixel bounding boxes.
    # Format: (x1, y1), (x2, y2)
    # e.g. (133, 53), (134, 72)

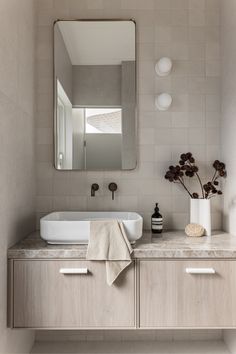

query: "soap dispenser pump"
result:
(151, 203), (163, 234)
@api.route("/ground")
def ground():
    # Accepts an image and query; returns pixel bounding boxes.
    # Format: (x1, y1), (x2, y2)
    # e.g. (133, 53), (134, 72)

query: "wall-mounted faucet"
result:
(108, 183), (118, 200)
(91, 183), (99, 197)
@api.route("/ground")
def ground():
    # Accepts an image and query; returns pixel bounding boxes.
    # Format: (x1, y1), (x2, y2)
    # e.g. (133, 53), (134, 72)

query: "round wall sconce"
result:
(155, 93), (172, 111)
(155, 57), (172, 77)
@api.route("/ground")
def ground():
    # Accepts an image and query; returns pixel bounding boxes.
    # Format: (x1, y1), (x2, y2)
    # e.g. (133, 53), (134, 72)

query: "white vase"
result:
(190, 199), (211, 236)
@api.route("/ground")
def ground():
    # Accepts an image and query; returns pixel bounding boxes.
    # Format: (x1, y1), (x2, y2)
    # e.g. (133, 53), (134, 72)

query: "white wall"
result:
(72, 109), (85, 169)
(121, 61), (136, 170)
(0, 0), (36, 353)
(221, 0), (236, 352)
(54, 25), (73, 102)
(72, 65), (121, 106)
(86, 134), (122, 170)
(224, 330), (236, 354)
(221, 0), (236, 235)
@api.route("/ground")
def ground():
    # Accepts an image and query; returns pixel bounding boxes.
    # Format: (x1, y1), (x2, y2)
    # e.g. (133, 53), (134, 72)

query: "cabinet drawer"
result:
(139, 260), (236, 328)
(13, 260), (135, 328)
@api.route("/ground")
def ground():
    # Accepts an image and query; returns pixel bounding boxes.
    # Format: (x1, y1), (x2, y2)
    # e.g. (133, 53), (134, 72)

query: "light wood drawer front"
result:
(13, 260), (135, 328)
(140, 260), (236, 328)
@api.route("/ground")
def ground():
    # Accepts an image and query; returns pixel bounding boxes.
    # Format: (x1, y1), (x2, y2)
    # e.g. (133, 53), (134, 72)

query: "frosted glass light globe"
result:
(155, 57), (172, 77)
(155, 93), (172, 111)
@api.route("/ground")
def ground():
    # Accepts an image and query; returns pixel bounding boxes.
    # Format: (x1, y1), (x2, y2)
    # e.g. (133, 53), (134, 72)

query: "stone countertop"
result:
(7, 231), (236, 259)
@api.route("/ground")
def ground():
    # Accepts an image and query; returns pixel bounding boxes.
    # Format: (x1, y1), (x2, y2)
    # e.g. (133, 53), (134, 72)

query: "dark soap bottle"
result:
(151, 203), (163, 234)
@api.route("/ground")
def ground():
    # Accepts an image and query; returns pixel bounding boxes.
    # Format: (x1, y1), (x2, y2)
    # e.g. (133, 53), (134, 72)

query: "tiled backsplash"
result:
(0, 1), (36, 353)
(36, 0), (221, 230)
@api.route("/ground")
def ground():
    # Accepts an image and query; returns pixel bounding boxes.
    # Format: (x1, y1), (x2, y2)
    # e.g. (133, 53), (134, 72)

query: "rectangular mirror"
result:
(54, 20), (136, 170)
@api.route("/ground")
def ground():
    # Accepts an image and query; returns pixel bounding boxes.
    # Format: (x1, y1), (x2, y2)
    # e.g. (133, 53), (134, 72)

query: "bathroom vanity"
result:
(8, 231), (236, 330)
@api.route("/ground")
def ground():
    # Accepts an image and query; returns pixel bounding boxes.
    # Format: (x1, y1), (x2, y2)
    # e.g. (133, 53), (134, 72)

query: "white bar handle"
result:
(186, 268), (215, 274)
(60, 268), (88, 275)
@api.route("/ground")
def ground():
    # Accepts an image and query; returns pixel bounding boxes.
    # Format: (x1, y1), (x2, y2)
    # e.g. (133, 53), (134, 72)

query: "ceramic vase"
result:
(190, 199), (211, 236)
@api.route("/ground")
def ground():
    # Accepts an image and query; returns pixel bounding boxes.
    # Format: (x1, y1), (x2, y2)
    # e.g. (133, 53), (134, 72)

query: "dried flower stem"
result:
(196, 172), (205, 199)
(211, 170), (217, 183)
(188, 161), (204, 198)
(177, 177), (193, 198)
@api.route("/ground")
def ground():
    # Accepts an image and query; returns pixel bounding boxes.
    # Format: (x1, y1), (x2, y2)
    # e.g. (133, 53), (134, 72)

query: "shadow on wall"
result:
(228, 196), (236, 234)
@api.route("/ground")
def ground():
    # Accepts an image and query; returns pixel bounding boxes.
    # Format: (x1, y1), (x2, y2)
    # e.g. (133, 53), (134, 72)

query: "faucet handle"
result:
(108, 183), (117, 200)
(91, 183), (99, 197)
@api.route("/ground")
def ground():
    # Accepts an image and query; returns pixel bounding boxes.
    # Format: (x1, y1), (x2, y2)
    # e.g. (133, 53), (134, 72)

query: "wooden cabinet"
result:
(10, 258), (236, 329)
(139, 260), (236, 328)
(11, 260), (135, 329)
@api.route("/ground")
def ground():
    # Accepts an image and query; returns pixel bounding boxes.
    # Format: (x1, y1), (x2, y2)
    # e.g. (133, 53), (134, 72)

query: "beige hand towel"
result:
(86, 220), (133, 286)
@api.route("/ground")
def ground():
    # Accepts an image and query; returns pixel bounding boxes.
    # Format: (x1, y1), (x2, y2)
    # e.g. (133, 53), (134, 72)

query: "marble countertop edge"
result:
(7, 230), (236, 260)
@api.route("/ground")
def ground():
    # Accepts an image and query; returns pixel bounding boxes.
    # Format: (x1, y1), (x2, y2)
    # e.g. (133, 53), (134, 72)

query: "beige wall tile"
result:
(206, 26), (220, 42)
(189, 94), (205, 112)
(154, 10), (171, 26)
(189, 9), (206, 26)
(206, 94), (221, 111)
(35, 0), (222, 235)
(171, 112), (189, 127)
(171, 26), (188, 42)
(189, 0), (206, 10)
(154, 0), (171, 10)
(171, 43), (189, 60)
(189, 127), (206, 144)
(0, 1), (36, 353)
(155, 26), (171, 43)
(170, 0), (188, 9)
(206, 60), (221, 76)
(189, 26), (206, 42)
(171, 10), (188, 26)
(188, 112), (205, 128)
(138, 43), (154, 61)
(189, 44), (205, 60)
(171, 128), (188, 145)
(206, 9), (220, 26)
(206, 43), (220, 59)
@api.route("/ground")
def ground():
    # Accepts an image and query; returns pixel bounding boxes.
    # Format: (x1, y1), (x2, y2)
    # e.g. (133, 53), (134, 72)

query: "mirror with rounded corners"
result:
(54, 20), (136, 170)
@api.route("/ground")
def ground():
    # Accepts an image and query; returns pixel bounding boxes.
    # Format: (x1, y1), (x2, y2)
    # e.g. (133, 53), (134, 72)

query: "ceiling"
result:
(86, 109), (122, 133)
(57, 21), (135, 65)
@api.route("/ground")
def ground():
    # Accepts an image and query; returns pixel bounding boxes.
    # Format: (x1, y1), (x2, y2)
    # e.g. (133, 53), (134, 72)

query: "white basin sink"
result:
(40, 211), (143, 244)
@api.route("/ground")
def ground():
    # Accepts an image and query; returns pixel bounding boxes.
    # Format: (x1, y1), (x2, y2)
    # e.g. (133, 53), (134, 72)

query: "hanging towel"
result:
(86, 220), (133, 286)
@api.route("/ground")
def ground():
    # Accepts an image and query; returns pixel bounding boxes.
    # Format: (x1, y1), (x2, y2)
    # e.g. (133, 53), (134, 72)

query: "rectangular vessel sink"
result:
(40, 212), (143, 244)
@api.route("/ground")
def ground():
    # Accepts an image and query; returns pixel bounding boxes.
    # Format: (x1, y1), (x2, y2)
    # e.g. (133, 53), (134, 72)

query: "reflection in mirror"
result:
(54, 20), (136, 170)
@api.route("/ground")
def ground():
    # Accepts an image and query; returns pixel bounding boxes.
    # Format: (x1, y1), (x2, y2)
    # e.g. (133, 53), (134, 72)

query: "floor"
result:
(31, 340), (230, 354)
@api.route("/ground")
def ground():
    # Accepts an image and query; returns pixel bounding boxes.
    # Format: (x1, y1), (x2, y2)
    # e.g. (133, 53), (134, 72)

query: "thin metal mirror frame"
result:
(53, 19), (137, 171)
